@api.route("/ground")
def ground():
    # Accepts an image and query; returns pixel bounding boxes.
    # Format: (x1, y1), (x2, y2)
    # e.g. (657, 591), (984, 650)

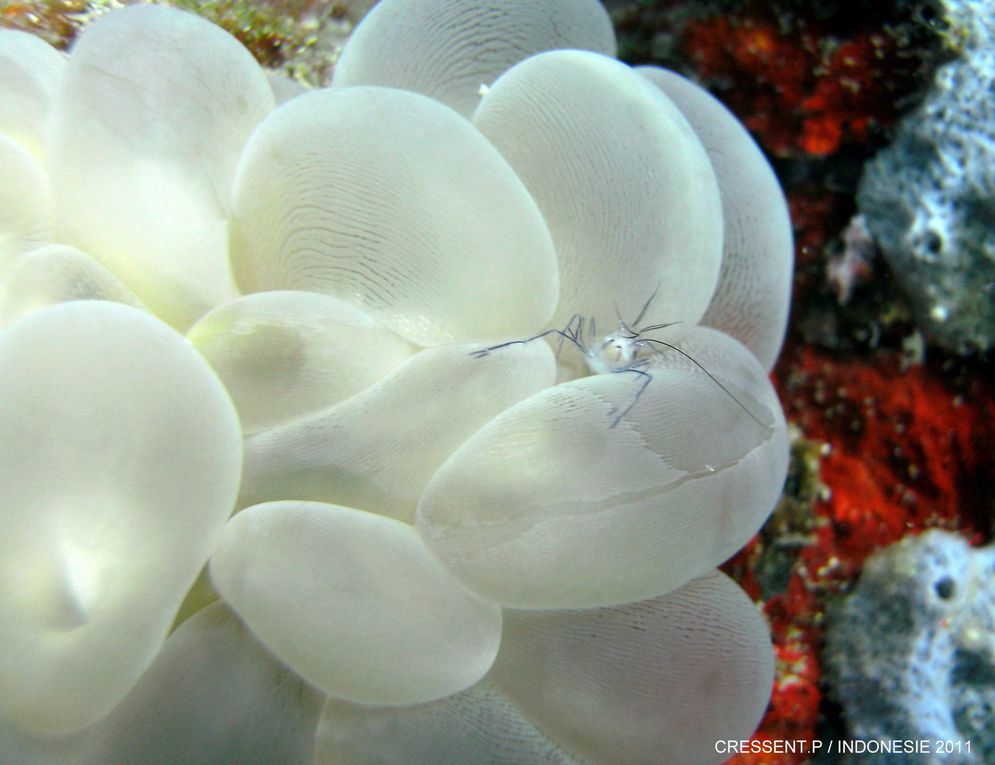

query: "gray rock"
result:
(857, 0), (995, 353)
(825, 530), (995, 764)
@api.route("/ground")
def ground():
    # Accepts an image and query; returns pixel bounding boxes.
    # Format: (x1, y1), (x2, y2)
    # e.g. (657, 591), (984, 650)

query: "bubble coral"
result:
(0, 0), (793, 762)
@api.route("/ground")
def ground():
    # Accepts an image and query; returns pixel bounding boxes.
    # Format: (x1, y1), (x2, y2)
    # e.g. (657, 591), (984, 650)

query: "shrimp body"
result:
(472, 311), (770, 430)
(585, 323), (643, 374)
(470, 288), (768, 429)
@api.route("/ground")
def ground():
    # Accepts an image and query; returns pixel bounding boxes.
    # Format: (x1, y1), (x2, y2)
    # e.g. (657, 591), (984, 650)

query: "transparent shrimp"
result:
(471, 288), (772, 429)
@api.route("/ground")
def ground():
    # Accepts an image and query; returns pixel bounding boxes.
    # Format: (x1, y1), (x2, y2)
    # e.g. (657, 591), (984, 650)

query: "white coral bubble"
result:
(314, 571), (773, 765)
(229, 85), (558, 346)
(187, 291), (414, 433)
(0, 301), (242, 734)
(0, 134), (51, 263)
(0, 29), (64, 161)
(316, 678), (578, 765)
(209, 501), (503, 705)
(638, 66), (794, 370)
(333, 0), (616, 118)
(48, 5), (275, 330)
(239, 339), (555, 522)
(0, 603), (323, 765)
(473, 50), (723, 333)
(417, 327), (788, 609)
(0, 244), (143, 327)
(493, 571), (775, 765)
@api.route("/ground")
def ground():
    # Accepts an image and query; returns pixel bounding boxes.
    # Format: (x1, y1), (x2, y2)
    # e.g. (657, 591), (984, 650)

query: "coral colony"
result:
(0, 0), (798, 762)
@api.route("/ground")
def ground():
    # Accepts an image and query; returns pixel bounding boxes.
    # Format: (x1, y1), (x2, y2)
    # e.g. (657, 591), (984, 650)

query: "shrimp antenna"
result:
(554, 314), (581, 360)
(638, 320), (682, 334)
(606, 363), (653, 428)
(470, 314), (590, 360)
(630, 283), (661, 328)
(640, 338), (773, 430)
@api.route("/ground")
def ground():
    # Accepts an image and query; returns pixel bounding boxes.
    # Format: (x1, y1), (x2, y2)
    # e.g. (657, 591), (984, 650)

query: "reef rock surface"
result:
(858, 0), (995, 354)
(826, 529), (995, 765)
